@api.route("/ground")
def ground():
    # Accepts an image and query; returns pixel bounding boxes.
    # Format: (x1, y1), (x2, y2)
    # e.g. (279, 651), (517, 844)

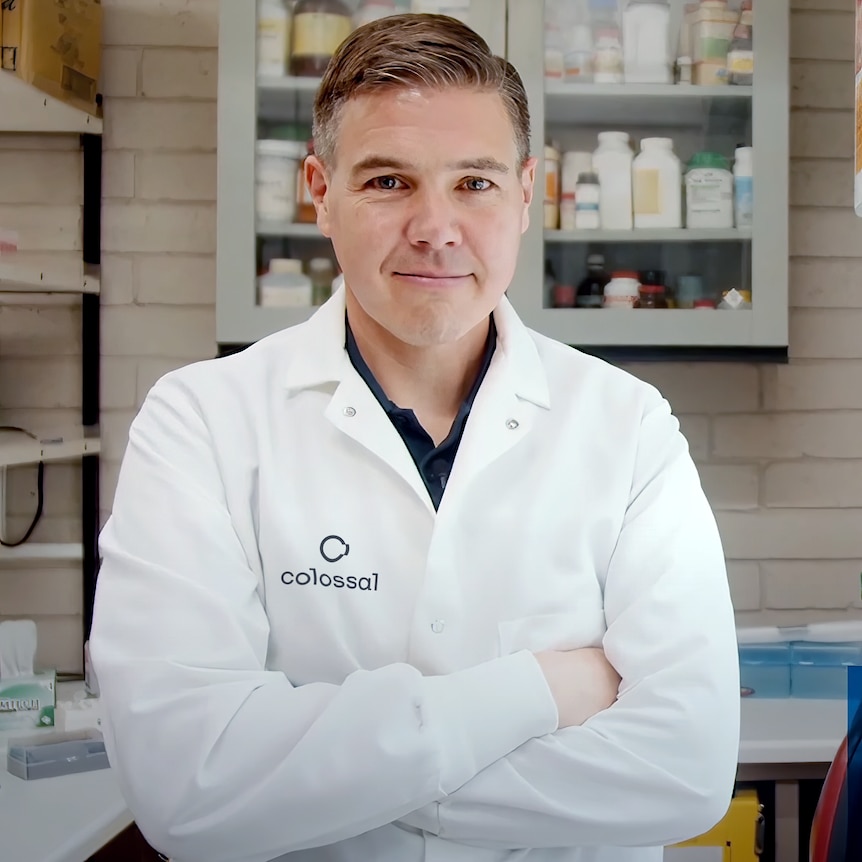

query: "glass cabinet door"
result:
(506, 0), (788, 358)
(217, 0), (506, 349)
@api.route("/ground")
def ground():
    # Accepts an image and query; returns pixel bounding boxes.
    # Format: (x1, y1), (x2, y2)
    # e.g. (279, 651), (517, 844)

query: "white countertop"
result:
(0, 683), (132, 862)
(738, 696), (849, 764)
(0, 691), (852, 862)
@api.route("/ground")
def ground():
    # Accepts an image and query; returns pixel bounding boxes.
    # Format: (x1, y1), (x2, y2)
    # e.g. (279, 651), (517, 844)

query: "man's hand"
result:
(533, 648), (621, 728)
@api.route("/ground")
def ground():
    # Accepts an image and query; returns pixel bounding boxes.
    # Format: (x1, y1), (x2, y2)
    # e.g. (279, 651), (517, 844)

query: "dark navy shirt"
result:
(345, 316), (497, 510)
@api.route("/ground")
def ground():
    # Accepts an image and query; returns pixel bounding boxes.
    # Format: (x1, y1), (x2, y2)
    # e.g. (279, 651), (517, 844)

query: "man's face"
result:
(306, 87), (536, 348)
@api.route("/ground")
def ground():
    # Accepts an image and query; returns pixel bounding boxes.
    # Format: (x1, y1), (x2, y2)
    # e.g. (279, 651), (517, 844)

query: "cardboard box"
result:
(1, 0), (102, 118)
(0, 671), (56, 731)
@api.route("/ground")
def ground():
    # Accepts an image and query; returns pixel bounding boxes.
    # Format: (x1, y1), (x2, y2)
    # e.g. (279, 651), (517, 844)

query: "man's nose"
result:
(405, 187), (463, 250)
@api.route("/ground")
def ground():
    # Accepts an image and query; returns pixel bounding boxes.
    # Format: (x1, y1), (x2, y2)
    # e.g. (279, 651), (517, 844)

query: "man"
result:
(90, 13), (740, 862)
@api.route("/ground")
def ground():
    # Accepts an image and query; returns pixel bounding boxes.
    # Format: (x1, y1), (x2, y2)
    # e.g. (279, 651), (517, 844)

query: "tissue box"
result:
(0, 671), (56, 731)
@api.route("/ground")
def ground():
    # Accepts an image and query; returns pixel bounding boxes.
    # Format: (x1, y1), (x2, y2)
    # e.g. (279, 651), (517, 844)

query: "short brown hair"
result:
(313, 13), (531, 168)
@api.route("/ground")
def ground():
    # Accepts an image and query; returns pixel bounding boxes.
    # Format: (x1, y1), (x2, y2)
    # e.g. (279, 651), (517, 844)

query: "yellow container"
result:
(665, 789), (764, 861)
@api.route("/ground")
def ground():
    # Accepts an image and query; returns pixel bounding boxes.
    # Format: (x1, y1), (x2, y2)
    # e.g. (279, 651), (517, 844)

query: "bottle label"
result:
(634, 168), (661, 215)
(603, 295), (636, 309)
(735, 175), (753, 225)
(727, 50), (754, 76)
(545, 164), (559, 204)
(293, 13), (352, 59)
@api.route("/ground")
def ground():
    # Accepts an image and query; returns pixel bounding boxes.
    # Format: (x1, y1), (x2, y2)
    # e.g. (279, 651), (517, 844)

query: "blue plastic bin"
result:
(790, 641), (862, 699)
(739, 643), (791, 698)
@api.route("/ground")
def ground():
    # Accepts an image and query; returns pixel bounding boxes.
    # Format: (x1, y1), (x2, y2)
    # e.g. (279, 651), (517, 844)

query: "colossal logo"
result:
(280, 567), (379, 591)
(281, 534), (379, 591)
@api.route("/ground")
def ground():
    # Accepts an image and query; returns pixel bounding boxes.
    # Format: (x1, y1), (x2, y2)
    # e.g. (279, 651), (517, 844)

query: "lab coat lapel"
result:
(447, 297), (551, 492)
(279, 289), (549, 512)
(280, 289), (436, 512)
(326, 374), (435, 514)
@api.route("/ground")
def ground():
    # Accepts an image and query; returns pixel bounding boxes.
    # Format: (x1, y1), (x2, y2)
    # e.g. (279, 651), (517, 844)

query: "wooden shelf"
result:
(0, 71), (102, 135)
(0, 429), (100, 469)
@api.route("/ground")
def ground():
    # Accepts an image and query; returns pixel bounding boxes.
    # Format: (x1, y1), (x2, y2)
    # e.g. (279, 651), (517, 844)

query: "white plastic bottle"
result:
(258, 258), (313, 307)
(623, 0), (672, 84)
(593, 131), (633, 230)
(257, 0), (290, 77)
(632, 137), (682, 229)
(560, 151), (592, 231)
(733, 145), (753, 228)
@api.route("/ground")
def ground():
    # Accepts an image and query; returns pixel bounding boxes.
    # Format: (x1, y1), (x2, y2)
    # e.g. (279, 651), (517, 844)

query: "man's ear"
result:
(520, 156), (538, 234)
(305, 155), (331, 237)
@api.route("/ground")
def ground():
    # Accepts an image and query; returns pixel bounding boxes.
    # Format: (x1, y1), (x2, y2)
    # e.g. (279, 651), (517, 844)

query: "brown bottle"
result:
(289, 0), (353, 77)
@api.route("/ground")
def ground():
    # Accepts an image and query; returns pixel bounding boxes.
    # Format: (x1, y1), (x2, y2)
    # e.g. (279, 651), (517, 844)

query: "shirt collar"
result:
(344, 313), (497, 415)
(278, 282), (550, 410)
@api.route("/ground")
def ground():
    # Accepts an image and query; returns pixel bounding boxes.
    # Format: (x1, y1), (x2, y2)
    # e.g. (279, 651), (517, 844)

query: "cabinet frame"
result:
(217, 0), (789, 361)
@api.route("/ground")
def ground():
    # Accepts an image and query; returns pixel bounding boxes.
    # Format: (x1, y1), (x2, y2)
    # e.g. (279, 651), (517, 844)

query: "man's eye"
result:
(370, 176), (404, 190)
(463, 177), (493, 192)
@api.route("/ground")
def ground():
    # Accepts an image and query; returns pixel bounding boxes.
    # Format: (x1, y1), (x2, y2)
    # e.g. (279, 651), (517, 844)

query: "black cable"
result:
(0, 425), (45, 547)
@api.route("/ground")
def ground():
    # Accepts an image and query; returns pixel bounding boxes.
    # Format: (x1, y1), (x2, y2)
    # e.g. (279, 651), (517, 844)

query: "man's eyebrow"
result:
(349, 155), (510, 175)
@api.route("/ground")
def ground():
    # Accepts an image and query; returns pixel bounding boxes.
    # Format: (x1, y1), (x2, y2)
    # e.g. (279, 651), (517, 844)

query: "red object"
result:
(810, 736), (848, 861)
(610, 270), (639, 279)
(693, 299), (716, 308)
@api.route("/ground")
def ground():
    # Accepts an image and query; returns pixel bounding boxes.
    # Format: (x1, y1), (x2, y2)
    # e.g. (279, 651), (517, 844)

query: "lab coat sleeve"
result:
(88, 373), (559, 862)
(397, 394), (740, 849)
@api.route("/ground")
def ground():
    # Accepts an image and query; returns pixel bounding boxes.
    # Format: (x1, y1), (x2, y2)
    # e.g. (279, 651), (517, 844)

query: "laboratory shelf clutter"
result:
(0, 67), (102, 635)
(217, 0), (788, 360)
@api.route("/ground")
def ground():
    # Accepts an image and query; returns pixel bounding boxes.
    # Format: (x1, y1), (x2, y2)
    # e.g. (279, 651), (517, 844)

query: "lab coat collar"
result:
(279, 284), (551, 411)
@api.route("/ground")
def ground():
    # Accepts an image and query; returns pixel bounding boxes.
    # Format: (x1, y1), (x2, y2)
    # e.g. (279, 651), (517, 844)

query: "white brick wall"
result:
(0, 0), (218, 672)
(1, 0), (861, 673)
(626, 1), (862, 627)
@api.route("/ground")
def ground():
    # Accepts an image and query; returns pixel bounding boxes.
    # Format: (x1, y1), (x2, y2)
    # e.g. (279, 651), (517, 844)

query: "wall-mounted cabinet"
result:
(217, 0), (789, 360)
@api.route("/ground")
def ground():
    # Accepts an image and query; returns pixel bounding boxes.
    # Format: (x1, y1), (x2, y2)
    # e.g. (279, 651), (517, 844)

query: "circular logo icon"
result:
(320, 535), (350, 563)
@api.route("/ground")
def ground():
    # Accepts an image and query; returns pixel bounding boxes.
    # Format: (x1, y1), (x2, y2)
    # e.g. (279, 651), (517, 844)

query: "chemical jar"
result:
(289, 0), (352, 77)
(256, 139), (306, 222)
(685, 151), (733, 229)
(603, 271), (640, 309)
(623, 0), (672, 84)
(718, 288), (752, 310)
(257, 0), (291, 76)
(258, 258), (313, 307)
(633, 137), (682, 229)
(593, 131), (633, 230)
(544, 144), (561, 230)
(636, 283), (668, 309)
(574, 171), (601, 229)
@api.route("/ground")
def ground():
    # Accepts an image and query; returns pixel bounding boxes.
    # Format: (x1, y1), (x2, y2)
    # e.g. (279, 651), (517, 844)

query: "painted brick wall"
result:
(0, 0), (859, 672)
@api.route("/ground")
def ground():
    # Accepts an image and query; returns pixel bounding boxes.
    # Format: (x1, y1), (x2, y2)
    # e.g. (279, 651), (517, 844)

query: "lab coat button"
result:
(506, 418), (520, 430)
(430, 619), (445, 634)
(343, 406), (356, 417)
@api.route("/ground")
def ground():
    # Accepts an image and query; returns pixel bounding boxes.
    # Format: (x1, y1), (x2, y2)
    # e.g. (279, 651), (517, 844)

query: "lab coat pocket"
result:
(497, 613), (585, 656)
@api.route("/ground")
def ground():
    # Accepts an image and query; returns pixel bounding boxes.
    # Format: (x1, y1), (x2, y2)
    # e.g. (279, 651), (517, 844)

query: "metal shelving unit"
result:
(0, 70), (102, 644)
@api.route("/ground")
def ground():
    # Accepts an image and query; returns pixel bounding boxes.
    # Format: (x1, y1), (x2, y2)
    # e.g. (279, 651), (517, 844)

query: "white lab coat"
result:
(90, 287), (740, 862)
